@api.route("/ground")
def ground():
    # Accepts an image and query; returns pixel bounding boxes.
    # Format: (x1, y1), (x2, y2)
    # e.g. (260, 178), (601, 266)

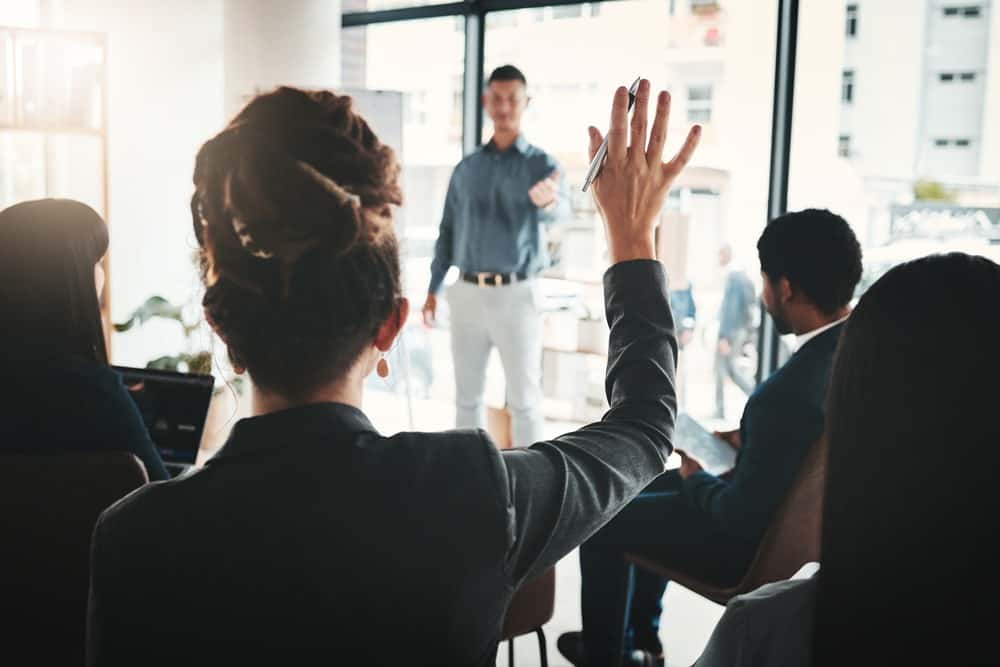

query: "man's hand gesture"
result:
(528, 172), (560, 209)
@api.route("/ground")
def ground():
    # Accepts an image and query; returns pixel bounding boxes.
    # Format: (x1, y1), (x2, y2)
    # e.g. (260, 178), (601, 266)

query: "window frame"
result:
(341, 0), (803, 380)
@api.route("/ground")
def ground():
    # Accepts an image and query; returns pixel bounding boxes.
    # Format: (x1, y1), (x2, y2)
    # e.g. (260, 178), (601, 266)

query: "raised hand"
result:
(587, 79), (700, 264)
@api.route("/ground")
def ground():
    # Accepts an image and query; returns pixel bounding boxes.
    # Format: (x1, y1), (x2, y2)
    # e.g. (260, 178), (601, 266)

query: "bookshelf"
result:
(0, 25), (110, 344)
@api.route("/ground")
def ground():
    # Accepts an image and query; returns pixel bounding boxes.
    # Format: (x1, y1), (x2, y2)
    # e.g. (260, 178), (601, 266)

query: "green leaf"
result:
(113, 296), (185, 332)
(146, 355), (182, 371)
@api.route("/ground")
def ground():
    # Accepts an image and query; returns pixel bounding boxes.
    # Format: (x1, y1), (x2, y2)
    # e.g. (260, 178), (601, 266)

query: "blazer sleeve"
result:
(681, 387), (821, 544)
(498, 259), (677, 585)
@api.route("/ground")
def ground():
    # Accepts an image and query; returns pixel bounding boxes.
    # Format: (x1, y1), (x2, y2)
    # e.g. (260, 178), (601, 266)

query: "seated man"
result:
(558, 208), (863, 667)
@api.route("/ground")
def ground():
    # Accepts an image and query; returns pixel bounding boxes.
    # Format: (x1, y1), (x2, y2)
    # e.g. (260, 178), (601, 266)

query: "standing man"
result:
(422, 65), (570, 447)
(715, 242), (756, 419)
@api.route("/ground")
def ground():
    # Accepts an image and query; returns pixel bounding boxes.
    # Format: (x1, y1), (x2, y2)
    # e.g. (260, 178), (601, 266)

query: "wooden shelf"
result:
(0, 123), (103, 137)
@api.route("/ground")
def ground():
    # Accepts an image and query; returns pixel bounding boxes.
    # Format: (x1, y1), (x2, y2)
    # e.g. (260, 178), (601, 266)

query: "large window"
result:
(341, 17), (464, 434)
(790, 0), (1000, 348)
(481, 0), (777, 427)
(342, 0), (779, 436)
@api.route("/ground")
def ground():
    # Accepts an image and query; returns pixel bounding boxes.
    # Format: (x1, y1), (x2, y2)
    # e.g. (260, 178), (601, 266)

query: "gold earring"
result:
(376, 355), (389, 378)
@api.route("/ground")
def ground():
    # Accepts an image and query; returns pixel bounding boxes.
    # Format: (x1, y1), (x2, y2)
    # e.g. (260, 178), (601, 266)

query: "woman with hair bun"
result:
(87, 82), (700, 665)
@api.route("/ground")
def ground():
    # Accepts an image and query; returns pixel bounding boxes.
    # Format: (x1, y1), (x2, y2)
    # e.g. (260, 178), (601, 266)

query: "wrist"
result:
(608, 236), (656, 264)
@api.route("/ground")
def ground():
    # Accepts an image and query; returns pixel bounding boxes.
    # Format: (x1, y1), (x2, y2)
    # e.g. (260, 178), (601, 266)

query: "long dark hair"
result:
(191, 87), (403, 400)
(814, 252), (1000, 665)
(0, 198), (109, 364)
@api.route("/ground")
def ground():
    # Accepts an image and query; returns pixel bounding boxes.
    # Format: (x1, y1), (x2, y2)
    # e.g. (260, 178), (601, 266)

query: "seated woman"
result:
(85, 82), (701, 665)
(0, 199), (167, 481)
(696, 252), (1000, 666)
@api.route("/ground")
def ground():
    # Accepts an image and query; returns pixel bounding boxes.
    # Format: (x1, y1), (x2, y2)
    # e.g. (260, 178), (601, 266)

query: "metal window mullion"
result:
(462, 11), (485, 155)
(757, 0), (800, 383)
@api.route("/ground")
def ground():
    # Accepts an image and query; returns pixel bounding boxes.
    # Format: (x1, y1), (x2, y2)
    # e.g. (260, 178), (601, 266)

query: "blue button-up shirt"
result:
(428, 135), (570, 294)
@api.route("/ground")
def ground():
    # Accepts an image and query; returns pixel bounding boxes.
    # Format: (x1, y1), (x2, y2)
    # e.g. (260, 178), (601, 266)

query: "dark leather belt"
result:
(460, 271), (530, 287)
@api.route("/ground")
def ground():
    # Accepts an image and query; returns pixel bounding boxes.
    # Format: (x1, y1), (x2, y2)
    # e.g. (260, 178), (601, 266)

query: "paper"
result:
(674, 412), (737, 476)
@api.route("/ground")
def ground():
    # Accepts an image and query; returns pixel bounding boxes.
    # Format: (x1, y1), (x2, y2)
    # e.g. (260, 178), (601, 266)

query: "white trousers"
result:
(446, 279), (544, 447)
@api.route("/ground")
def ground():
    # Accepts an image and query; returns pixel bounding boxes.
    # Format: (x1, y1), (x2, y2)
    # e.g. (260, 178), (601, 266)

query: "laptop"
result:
(113, 366), (214, 477)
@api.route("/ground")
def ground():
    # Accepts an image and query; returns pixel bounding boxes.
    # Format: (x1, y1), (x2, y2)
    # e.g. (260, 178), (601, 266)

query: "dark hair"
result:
(756, 208), (862, 314)
(0, 198), (109, 365)
(488, 65), (527, 87)
(191, 87), (403, 400)
(814, 253), (1000, 665)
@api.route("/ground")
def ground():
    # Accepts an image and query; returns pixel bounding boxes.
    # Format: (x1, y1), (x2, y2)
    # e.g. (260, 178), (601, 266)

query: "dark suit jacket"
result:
(683, 322), (844, 545)
(86, 260), (678, 666)
(0, 356), (168, 481)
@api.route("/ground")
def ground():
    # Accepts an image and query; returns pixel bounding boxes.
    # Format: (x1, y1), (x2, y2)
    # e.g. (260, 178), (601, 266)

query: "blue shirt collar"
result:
(485, 134), (530, 154)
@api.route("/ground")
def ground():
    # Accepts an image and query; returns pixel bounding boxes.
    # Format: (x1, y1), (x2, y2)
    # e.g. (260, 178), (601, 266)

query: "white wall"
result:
(54, 0), (342, 365)
(57, 0), (226, 365)
(223, 0), (342, 119)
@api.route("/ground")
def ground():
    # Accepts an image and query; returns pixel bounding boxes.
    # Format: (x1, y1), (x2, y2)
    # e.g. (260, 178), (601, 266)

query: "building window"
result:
(955, 138), (972, 147)
(842, 70), (855, 103)
(934, 138), (950, 147)
(960, 72), (976, 81)
(846, 4), (858, 37)
(552, 4), (582, 19)
(687, 85), (713, 122)
(690, 0), (721, 13)
(945, 5), (984, 17)
(940, 72), (955, 82)
(838, 134), (851, 157)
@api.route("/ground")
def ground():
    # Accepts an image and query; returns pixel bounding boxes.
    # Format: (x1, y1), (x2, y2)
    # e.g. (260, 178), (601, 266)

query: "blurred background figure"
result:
(669, 281), (697, 409)
(714, 243), (756, 419)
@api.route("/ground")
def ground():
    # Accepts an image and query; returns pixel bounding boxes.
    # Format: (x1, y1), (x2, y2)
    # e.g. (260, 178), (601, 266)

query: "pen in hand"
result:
(582, 77), (641, 192)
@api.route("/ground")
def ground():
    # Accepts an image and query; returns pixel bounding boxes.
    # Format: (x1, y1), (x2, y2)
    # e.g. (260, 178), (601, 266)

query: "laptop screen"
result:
(113, 366), (214, 465)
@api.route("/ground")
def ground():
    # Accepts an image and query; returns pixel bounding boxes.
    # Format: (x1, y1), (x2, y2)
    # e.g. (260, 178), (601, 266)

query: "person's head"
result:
(191, 87), (408, 404)
(718, 242), (732, 267)
(483, 65), (529, 135)
(0, 198), (109, 365)
(814, 253), (1000, 665)
(756, 208), (861, 334)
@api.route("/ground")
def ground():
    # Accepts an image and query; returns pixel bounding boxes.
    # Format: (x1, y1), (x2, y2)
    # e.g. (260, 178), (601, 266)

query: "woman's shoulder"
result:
(729, 572), (817, 613)
(697, 569), (818, 667)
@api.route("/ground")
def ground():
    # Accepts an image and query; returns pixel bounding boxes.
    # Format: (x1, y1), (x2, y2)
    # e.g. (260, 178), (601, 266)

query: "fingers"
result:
(664, 124), (702, 178)
(588, 126), (604, 162)
(607, 86), (629, 164)
(629, 79), (651, 164)
(646, 90), (670, 166)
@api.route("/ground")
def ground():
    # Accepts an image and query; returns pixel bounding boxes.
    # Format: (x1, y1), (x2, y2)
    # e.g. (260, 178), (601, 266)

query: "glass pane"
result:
(343, 0), (459, 12)
(341, 17), (464, 435)
(0, 1), (40, 29)
(482, 0), (778, 429)
(46, 133), (103, 215)
(0, 130), (44, 207)
(790, 1), (1000, 354)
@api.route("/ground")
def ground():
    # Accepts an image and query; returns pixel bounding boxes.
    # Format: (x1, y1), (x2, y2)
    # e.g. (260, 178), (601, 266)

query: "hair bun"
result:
(223, 141), (362, 262)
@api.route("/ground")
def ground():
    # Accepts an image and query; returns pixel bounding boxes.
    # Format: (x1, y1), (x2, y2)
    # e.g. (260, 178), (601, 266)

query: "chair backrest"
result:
(501, 567), (556, 640)
(737, 437), (827, 592)
(0, 451), (148, 666)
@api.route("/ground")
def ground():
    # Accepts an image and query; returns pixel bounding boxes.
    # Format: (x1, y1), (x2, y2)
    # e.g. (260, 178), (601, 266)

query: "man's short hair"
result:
(488, 65), (527, 88)
(757, 208), (863, 314)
